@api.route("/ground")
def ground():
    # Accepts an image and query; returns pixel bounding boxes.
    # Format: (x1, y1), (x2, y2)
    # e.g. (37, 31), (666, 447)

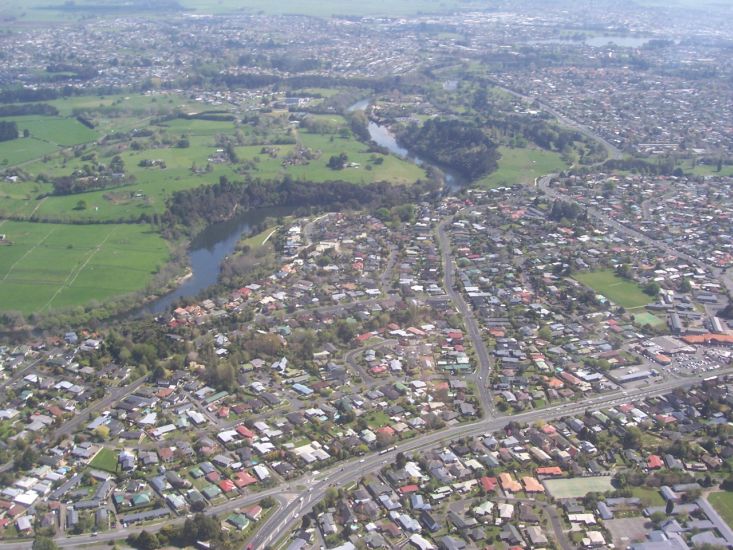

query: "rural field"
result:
(0, 0), (482, 22)
(0, 91), (430, 312)
(0, 220), (169, 314)
(575, 269), (653, 309)
(477, 146), (568, 188)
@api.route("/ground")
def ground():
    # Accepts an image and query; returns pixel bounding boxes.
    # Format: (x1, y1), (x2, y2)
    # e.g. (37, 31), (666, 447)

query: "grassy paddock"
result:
(0, 220), (169, 314)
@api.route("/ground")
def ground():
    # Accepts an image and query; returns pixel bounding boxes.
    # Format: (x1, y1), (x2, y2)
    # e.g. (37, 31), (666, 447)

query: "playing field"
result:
(543, 477), (615, 499)
(478, 146), (568, 188)
(575, 270), (652, 309)
(0, 221), (169, 314)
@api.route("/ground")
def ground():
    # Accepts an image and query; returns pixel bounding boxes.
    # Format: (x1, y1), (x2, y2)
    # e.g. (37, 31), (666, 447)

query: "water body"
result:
(140, 205), (294, 315)
(348, 99), (466, 193)
(140, 100), (464, 316)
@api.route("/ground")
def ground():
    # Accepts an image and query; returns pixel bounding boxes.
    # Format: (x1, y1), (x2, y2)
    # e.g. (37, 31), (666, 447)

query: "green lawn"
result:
(631, 486), (665, 507)
(477, 146), (568, 188)
(0, 220), (169, 314)
(89, 447), (119, 474)
(574, 270), (652, 309)
(543, 476), (615, 499)
(709, 491), (733, 530)
(634, 312), (665, 327)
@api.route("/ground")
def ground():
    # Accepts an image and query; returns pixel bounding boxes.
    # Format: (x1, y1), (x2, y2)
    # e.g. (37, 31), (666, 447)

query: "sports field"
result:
(0, 220), (169, 314)
(543, 476), (615, 499)
(575, 270), (652, 309)
(478, 146), (568, 188)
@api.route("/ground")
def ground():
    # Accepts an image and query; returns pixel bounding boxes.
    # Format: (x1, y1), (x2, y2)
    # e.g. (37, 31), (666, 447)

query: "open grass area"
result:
(631, 486), (665, 507)
(0, 138), (57, 165)
(634, 311), (665, 327)
(0, 0), (484, 22)
(1, 116), (98, 146)
(477, 146), (568, 188)
(89, 447), (119, 474)
(575, 270), (652, 309)
(0, 220), (169, 314)
(708, 491), (733, 530)
(543, 476), (615, 499)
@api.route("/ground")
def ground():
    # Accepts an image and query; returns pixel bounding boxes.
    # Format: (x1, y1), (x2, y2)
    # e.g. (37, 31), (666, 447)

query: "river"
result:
(140, 205), (294, 315)
(142, 100), (458, 316)
(347, 99), (466, 194)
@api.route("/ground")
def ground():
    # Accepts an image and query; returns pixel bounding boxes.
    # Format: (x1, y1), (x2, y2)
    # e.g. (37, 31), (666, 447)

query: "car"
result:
(359, 459), (365, 463)
(91, 532), (98, 537)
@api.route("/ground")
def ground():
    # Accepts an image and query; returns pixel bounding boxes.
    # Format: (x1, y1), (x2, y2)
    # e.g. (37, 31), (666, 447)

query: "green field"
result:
(477, 146), (568, 188)
(89, 447), (119, 474)
(1, 116), (98, 146)
(543, 476), (615, 499)
(634, 312), (665, 327)
(0, 0), (482, 21)
(709, 491), (733, 529)
(0, 138), (57, 165)
(575, 270), (652, 309)
(0, 220), (169, 314)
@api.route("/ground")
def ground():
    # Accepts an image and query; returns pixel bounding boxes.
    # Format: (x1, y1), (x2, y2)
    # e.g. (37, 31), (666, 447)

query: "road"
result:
(0, 368), (722, 550)
(538, 175), (733, 297)
(53, 375), (147, 439)
(489, 82), (623, 161)
(242, 369), (729, 550)
(436, 218), (496, 416)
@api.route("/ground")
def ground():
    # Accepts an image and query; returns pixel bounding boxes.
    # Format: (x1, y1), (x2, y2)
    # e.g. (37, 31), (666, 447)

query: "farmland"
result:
(574, 270), (653, 309)
(0, 91), (429, 313)
(0, 220), (169, 314)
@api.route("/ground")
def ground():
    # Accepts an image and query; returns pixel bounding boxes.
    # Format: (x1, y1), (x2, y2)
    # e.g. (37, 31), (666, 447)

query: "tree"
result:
(395, 452), (407, 470)
(643, 282), (661, 297)
(74, 199), (87, 210)
(327, 153), (348, 170)
(622, 426), (642, 449)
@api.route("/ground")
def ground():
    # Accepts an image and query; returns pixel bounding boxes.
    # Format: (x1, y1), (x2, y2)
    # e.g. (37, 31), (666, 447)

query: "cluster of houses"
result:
(286, 375), (733, 550)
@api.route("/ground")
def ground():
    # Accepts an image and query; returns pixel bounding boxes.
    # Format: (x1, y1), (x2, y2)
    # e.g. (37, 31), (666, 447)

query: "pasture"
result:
(0, 220), (169, 314)
(574, 270), (652, 309)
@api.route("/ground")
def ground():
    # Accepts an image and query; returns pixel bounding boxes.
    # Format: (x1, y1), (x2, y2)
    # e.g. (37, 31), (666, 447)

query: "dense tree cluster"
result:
(0, 103), (58, 117)
(0, 121), (18, 142)
(399, 118), (499, 180)
(162, 175), (439, 238)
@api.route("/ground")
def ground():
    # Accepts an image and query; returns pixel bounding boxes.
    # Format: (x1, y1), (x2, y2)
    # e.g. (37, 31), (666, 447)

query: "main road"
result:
(0, 368), (723, 550)
(437, 218), (496, 416)
(245, 368), (729, 550)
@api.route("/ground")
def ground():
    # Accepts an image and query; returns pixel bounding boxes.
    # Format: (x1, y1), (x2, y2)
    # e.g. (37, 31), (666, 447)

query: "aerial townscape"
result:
(2, 0), (733, 549)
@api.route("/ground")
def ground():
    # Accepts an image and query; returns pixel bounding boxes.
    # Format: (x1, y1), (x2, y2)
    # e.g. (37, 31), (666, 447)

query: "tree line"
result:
(162, 174), (440, 238)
